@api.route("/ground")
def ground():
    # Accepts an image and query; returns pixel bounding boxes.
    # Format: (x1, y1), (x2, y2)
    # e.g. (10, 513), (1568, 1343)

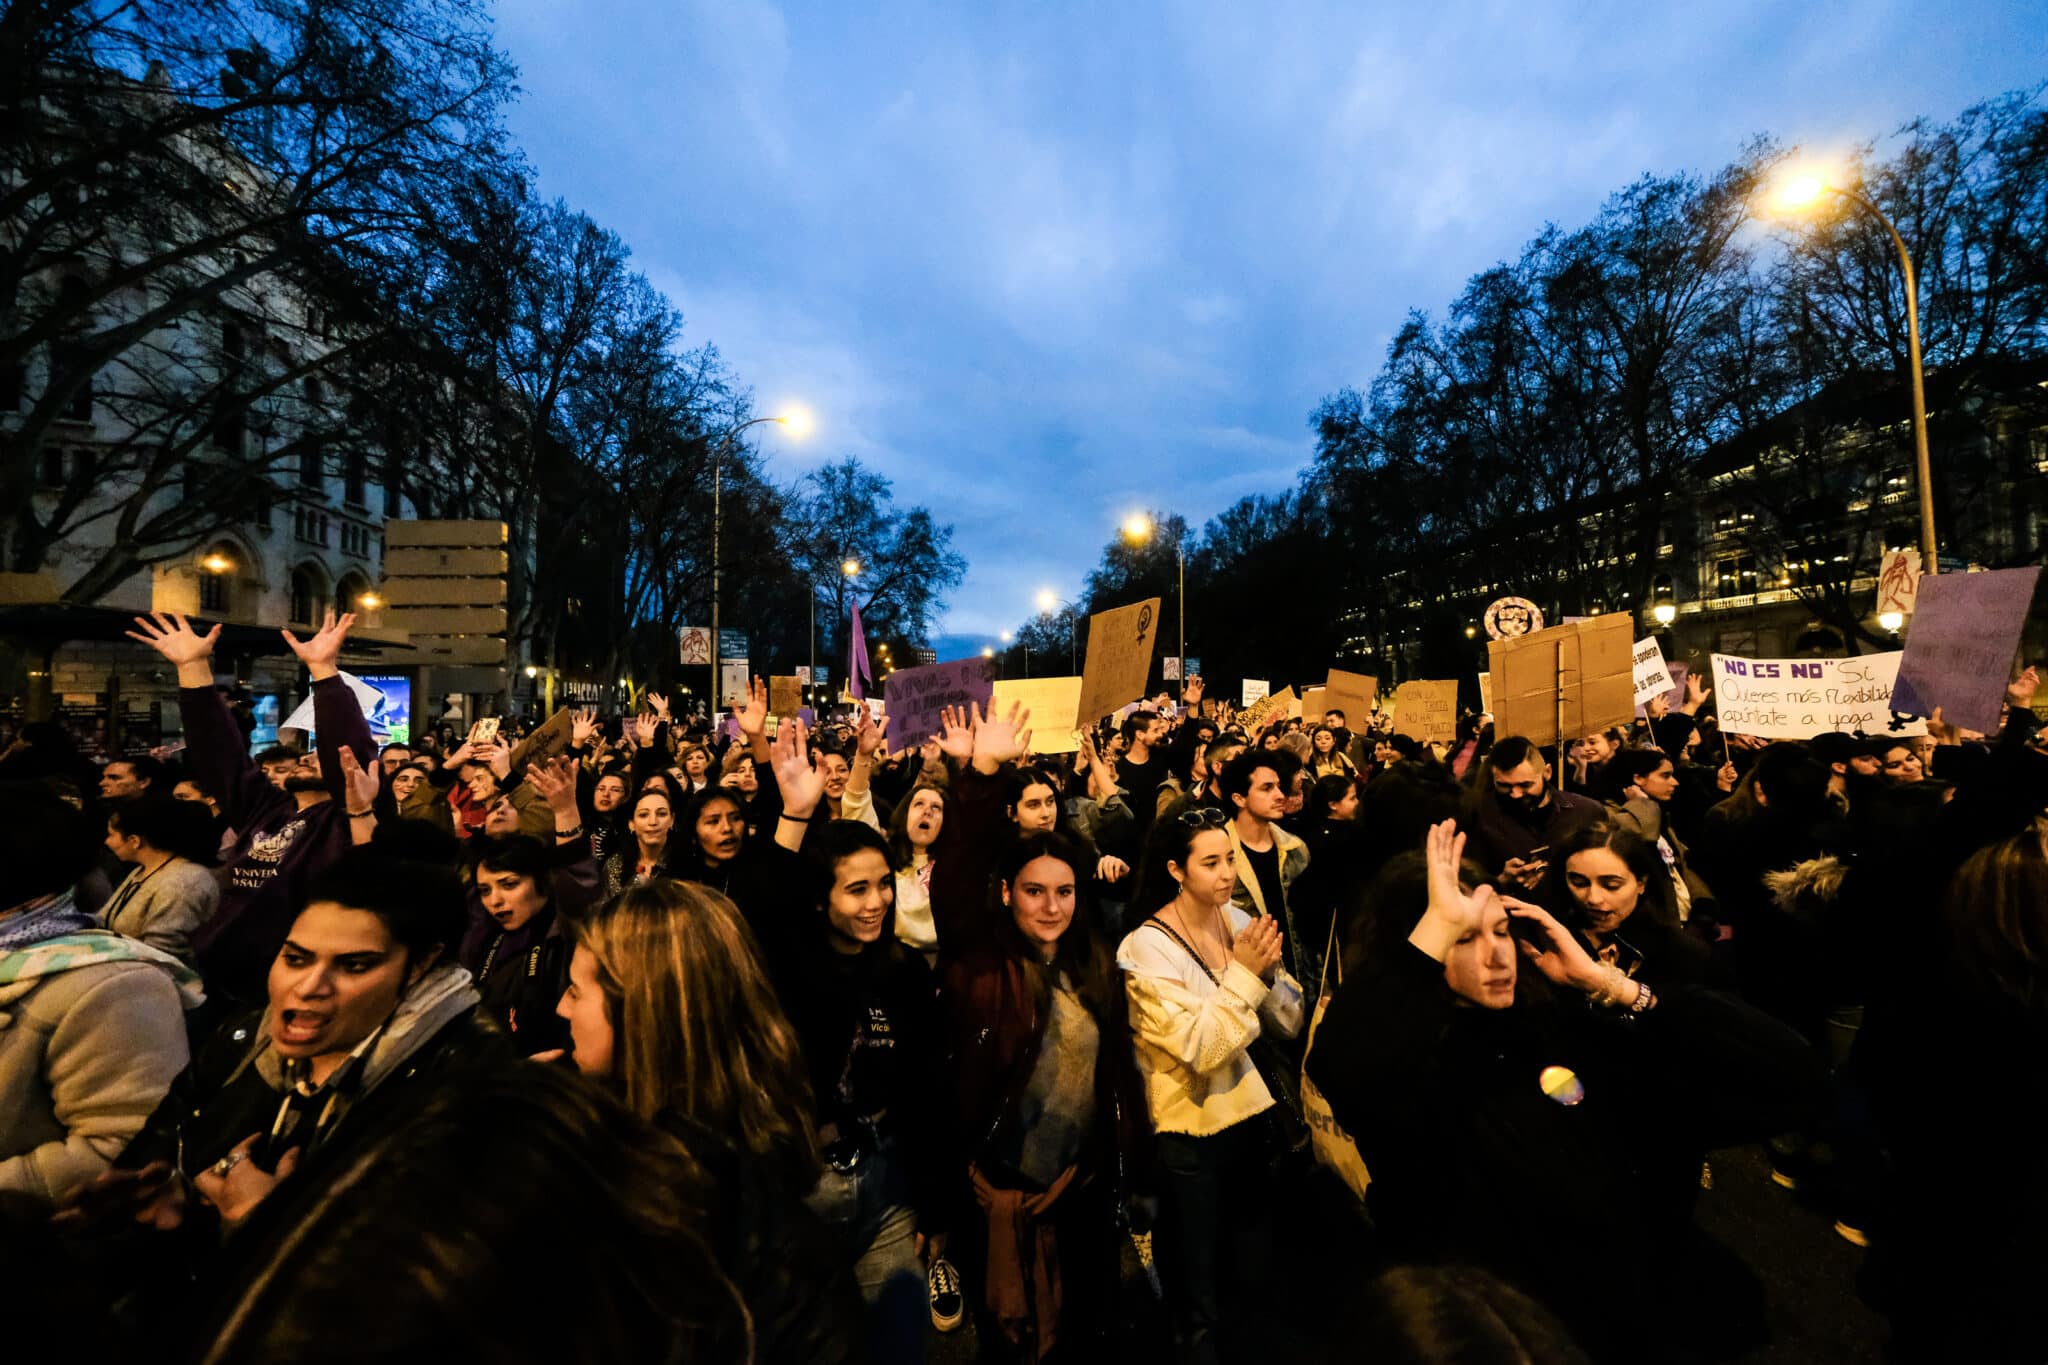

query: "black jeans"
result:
(1155, 1121), (1275, 1365)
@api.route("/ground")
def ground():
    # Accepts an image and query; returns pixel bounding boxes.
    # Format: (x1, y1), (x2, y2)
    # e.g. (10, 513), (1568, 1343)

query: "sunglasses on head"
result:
(1177, 807), (1227, 829)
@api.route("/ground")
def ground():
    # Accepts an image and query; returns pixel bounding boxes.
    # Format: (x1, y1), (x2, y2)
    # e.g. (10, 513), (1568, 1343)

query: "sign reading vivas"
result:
(884, 656), (997, 749)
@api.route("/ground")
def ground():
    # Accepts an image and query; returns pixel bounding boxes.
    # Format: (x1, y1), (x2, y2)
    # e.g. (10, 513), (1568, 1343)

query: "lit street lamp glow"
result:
(776, 406), (814, 439)
(842, 558), (861, 577)
(1652, 602), (1677, 627)
(1879, 609), (1905, 633)
(1122, 513), (1154, 544)
(1763, 162), (1938, 576)
(199, 551), (233, 574)
(1036, 588), (1058, 614)
(981, 646), (995, 658)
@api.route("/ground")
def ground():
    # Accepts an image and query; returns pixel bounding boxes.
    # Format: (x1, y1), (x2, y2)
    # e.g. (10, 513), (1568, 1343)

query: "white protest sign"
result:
(1631, 637), (1676, 707)
(1711, 651), (1927, 741)
(1241, 679), (1269, 706)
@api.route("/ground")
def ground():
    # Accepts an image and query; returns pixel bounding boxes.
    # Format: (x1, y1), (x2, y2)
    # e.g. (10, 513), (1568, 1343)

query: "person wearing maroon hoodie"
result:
(127, 611), (372, 1006)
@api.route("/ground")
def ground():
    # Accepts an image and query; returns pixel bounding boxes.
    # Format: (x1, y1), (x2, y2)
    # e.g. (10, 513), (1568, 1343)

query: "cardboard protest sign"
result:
(1487, 613), (1634, 748)
(1076, 597), (1162, 727)
(1324, 669), (1378, 722)
(1301, 687), (1330, 720)
(1241, 679), (1270, 706)
(769, 675), (803, 717)
(992, 676), (1086, 753)
(1237, 686), (1296, 733)
(1876, 549), (1922, 618)
(884, 656), (997, 750)
(504, 707), (576, 773)
(1892, 566), (2042, 734)
(1392, 680), (1459, 744)
(1477, 672), (1492, 715)
(1712, 652), (1927, 740)
(1631, 638), (1677, 707)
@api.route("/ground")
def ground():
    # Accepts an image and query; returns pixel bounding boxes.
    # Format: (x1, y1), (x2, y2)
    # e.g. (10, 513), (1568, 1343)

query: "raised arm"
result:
(280, 611), (372, 802)
(127, 613), (273, 830)
(767, 719), (827, 854)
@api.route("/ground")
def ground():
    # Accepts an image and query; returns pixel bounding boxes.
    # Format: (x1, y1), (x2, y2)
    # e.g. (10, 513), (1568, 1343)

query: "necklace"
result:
(1164, 894), (1232, 973)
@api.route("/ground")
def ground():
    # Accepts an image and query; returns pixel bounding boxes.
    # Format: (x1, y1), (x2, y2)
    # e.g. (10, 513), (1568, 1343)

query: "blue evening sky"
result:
(491, 1), (2048, 646)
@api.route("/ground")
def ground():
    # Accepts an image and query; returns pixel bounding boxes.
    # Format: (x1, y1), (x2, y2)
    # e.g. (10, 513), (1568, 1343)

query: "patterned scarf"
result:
(0, 889), (208, 1007)
(0, 890), (98, 951)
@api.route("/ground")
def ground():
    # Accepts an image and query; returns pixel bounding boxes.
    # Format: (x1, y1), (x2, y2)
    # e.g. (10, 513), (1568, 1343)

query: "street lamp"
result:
(1037, 588), (1078, 672)
(1652, 601), (1677, 628)
(981, 646), (995, 659)
(1878, 609), (1905, 634)
(1767, 167), (1938, 576)
(1121, 512), (1185, 678)
(812, 556), (862, 701)
(711, 409), (810, 709)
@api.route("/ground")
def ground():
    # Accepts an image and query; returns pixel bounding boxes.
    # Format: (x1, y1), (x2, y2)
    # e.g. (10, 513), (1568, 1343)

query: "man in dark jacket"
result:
(1460, 736), (1603, 895)
(127, 611), (373, 1006)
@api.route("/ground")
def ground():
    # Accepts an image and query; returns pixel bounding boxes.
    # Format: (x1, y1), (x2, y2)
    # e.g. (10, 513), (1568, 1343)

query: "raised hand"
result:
(736, 676), (768, 737)
(570, 709), (599, 748)
(525, 755), (582, 817)
(482, 739), (512, 780)
(935, 705), (975, 763)
(1183, 676), (1205, 705)
(1412, 819), (1489, 961)
(1682, 674), (1710, 715)
(630, 713), (658, 749)
(972, 700), (1031, 769)
(855, 708), (890, 758)
(769, 717), (826, 818)
(126, 612), (221, 688)
(280, 609), (356, 682)
(647, 691), (671, 722)
(335, 746), (379, 814)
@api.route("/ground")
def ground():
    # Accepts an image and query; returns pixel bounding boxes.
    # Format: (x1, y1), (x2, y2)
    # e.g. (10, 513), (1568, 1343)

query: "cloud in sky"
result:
(491, 0), (2048, 637)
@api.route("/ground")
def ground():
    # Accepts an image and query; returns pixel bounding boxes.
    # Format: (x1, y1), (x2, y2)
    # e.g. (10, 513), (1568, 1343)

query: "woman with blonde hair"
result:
(558, 877), (862, 1362)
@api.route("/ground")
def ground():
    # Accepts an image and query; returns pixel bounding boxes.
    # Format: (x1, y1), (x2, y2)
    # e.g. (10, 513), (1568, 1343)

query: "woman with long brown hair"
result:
(557, 877), (862, 1363)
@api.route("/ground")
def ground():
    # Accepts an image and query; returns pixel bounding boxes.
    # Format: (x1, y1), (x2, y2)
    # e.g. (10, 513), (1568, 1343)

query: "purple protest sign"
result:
(883, 656), (997, 750)
(1893, 567), (2042, 733)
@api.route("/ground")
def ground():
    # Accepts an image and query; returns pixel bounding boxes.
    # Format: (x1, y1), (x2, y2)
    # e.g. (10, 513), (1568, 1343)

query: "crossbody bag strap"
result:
(1318, 913), (1341, 996)
(1144, 917), (1220, 986)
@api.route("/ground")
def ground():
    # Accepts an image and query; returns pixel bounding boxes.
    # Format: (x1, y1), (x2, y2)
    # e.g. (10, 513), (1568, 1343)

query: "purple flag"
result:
(848, 601), (874, 701)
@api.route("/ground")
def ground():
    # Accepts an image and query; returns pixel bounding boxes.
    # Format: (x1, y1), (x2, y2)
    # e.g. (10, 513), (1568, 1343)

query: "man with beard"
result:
(1461, 735), (1602, 895)
(126, 609), (374, 1006)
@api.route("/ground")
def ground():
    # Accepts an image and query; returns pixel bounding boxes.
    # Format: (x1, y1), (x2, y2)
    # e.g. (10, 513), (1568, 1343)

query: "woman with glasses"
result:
(1116, 808), (1304, 1365)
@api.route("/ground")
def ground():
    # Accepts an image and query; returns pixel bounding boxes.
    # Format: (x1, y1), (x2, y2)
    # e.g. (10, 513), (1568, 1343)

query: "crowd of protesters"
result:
(1, 606), (2043, 1364)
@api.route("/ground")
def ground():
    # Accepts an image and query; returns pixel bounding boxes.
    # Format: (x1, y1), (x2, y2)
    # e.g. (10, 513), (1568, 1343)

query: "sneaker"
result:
(928, 1257), (963, 1333)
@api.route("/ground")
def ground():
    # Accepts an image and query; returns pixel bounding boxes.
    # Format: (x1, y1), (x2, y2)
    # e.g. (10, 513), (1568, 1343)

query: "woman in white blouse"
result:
(1117, 808), (1304, 1365)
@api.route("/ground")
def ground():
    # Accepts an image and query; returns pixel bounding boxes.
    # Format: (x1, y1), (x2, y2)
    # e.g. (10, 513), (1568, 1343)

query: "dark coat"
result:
(1305, 943), (1821, 1355)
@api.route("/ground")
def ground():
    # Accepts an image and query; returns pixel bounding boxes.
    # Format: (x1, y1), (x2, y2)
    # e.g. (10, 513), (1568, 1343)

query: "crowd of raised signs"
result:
(1, 603), (2044, 1365)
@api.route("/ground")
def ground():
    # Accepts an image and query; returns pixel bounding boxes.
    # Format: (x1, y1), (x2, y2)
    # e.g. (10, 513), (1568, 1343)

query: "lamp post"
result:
(1767, 171), (1938, 576)
(710, 409), (811, 712)
(811, 557), (861, 706)
(1036, 589), (1078, 672)
(1121, 513), (1185, 675)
